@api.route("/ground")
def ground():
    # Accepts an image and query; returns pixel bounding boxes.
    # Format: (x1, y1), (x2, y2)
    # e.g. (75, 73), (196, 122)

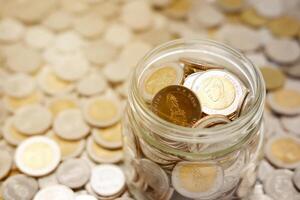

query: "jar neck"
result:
(128, 39), (265, 156)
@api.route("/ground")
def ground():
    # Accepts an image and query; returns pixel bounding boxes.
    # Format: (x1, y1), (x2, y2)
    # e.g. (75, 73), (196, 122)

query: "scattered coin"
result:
(251, 0), (283, 18)
(4, 73), (36, 98)
(43, 9), (73, 31)
(76, 73), (107, 96)
(280, 116), (300, 136)
(90, 164), (125, 197)
(92, 122), (122, 149)
(87, 137), (123, 164)
(284, 62), (300, 78)
(103, 61), (131, 84)
(241, 9), (268, 27)
(0, 18), (24, 43)
(33, 185), (75, 200)
(56, 158), (91, 189)
(268, 16), (300, 38)
(172, 162), (224, 199)
(15, 136), (61, 176)
(257, 160), (274, 182)
(265, 135), (300, 169)
(53, 109), (90, 140)
(13, 104), (52, 135)
(267, 88), (300, 115)
(216, 0), (244, 13)
(24, 26), (54, 50)
(2, 174), (38, 200)
(141, 62), (184, 102)
(104, 23), (133, 47)
(75, 194), (97, 200)
(260, 67), (285, 90)
(152, 85), (202, 127)
(264, 169), (297, 200)
(0, 150), (12, 180)
(3, 117), (29, 146)
(83, 96), (122, 127)
(293, 166), (300, 191)
(46, 95), (79, 117)
(37, 173), (58, 189)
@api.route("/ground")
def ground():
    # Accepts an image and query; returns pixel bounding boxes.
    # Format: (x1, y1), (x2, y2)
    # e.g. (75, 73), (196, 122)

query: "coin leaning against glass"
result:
(151, 85), (202, 127)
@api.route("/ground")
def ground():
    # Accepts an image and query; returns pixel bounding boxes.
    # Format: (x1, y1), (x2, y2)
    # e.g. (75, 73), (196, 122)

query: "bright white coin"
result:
(3, 117), (29, 146)
(92, 122), (122, 149)
(25, 26), (54, 49)
(34, 185), (75, 200)
(43, 10), (73, 31)
(121, 0), (153, 31)
(56, 159), (91, 189)
(75, 194), (97, 200)
(74, 12), (106, 38)
(13, 104), (52, 135)
(265, 135), (300, 169)
(86, 137), (123, 164)
(53, 54), (89, 81)
(264, 170), (297, 200)
(90, 164), (125, 197)
(251, 0), (283, 18)
(76, 73), (107, 96)
(38, 173), (59, 189)
(3, 174), (38, 200)
(83, 96), (122, 127)
(4, 73), (35, 98)
(103, 61), (131, 83)
(0, 150), (12, 180)
(280, 116), (300, 136)
(0, 18), (24, 42)
(84, 40), (118, 66)
(15, 136), (61, 177)
(265, 38), (300, 64)
(53, 109), (90, 140)
(37, 67), (75, 95)
(6, 45), (42, 74)
(172, 161), (223, 199)
(104, 23), (133, 47)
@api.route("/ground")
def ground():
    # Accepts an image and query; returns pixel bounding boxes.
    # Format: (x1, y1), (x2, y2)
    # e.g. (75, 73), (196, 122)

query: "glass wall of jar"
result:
(122, 40), (266, 200)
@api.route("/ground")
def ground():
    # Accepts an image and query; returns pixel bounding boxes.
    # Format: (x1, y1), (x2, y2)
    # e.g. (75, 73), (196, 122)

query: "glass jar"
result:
(122, 39), (265, 200)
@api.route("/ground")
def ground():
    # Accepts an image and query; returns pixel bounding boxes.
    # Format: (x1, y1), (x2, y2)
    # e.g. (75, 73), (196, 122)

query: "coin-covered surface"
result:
(152, 85), (202, 127)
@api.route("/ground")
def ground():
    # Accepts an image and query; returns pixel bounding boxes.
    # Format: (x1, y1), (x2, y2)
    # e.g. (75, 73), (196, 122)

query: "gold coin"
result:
(241, 9), (268, 27)
(216, 0), (244, 12)
(260, 67), (285, 90)
(151, 85), (202, 127)
(272, 89), (300, 109)
(165, 0), (191, 19)
(268, 16), (300, 38)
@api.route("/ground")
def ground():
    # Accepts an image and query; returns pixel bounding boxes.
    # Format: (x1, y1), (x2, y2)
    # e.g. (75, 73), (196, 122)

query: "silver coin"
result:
(284, 62), (300, 78)
(3, 174), (39, 200)
(293, 166), (300, 191)
(56, 158), (91, 189)
(0, 150), (12, 180)
(183, 72), (203, 89)
(257, 160), (274, 182)
(280, 116), (300, 136)
(264, 169), (297, 200)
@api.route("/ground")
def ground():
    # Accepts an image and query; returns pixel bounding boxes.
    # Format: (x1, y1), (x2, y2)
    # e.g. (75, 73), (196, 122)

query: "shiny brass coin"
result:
(268, 16), (300, 38)
(179, 57), (224, 71)
(260, 67), (285, 90)
(192, 114), (231, 128)
(240, 9), (268, 27)
(151, 85), (202, 127)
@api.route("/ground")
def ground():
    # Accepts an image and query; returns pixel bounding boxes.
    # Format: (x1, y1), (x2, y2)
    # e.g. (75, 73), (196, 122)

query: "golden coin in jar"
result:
(151, 85), (202, 127)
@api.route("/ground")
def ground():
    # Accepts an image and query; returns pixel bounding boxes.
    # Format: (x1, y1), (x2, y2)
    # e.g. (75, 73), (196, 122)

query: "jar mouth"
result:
(129, 39), (265, 142)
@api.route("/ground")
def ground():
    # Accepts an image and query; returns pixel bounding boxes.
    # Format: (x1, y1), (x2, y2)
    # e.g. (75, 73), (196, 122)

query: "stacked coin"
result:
(0, 0), (299, 199)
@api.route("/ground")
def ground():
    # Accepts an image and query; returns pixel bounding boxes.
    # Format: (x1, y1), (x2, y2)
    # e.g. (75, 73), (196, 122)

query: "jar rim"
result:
(129, 39), (265, 142)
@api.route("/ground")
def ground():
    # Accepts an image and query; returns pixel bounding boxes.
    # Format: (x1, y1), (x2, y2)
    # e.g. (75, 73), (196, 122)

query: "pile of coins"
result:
(142, 57), (248, 128)
(0, 0), (299, 199)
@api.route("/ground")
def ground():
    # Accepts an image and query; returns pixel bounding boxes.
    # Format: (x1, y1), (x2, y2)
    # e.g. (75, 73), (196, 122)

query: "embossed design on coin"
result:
(152, 85), (201, 127)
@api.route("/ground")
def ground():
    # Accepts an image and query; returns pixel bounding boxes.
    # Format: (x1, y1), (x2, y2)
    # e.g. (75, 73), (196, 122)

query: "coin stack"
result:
(0, 0), (299, 199)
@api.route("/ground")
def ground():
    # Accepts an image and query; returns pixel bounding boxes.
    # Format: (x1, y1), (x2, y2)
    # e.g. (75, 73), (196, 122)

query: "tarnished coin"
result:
(15, 136), (61, 176)
(90, 164), (125, 197)
(172, 162), (223, 199)
(4, 73), (36, 98)
(264, 170), (297, 200)
(281, 116), (300, 136)
(34, 185), (75, 200)
(92, 122), (122, 149)
(47, 131), (86, 160)
(265, 135), (300, 169)
(56, 158), (90, 189)
(13, 104), (52, 135)
(191, 70), (244, 116)
(192, 114), (231, 128)
(136, 159), (169, 197)
(3, 174), (38, 200)
(0, 150), (12, 180)
(83, 96), (122, 128)
(53, 109), (90, 140)
(293, 166), (300, 191)
(267, 88), (300, 115)
(141, 62), (184, 102)
(87, 137), (123, 164)
(152, 85), (201, 127)
(260, 67), (285, 90)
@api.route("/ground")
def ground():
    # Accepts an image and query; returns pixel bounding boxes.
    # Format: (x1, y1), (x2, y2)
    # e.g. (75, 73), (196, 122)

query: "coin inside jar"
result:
(151, 85), (202, 127)
(190, 70), (244, 116)
(192, 114), (231, 128)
